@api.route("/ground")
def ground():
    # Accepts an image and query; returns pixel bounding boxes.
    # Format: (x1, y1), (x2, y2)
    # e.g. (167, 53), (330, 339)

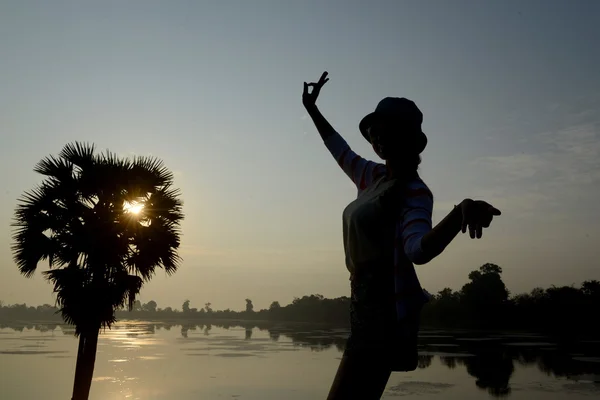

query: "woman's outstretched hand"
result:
(459, 199), (502, 239)
(303, 71), (329, 110)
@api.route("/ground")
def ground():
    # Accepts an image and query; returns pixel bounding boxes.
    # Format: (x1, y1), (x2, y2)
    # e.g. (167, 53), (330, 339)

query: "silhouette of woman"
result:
(302, 71), (502, 399)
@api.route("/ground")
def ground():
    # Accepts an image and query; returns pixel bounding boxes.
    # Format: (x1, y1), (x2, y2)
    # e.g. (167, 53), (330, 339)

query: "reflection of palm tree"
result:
(440, 356), (457, 369)
(418, 355), (433, 369)
(12, 143), (183, 400)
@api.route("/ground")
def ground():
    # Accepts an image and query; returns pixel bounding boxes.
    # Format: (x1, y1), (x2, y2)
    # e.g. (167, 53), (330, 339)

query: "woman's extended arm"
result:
(305, 103), (335, 142)
(419, 206), (463, 263)
(307, 105), (385, 190)
(401, 190), (501, 265)
(303, 72), (385, 191)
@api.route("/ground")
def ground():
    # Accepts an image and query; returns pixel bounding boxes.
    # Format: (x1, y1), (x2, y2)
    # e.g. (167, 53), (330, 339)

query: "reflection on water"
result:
(0, 320), (599, 399)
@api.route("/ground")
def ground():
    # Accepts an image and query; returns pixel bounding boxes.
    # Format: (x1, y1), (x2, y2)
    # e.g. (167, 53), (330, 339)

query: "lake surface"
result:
(1, 320), (599, 399)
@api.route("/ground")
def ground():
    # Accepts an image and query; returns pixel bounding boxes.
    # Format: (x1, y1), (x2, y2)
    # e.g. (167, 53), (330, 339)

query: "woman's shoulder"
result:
(405, 177), (434, 201)
(406, 176), (429, 188)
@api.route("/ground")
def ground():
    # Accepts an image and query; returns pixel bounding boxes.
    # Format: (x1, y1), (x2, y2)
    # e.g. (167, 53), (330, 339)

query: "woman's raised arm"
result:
(304, 72), (385, 191)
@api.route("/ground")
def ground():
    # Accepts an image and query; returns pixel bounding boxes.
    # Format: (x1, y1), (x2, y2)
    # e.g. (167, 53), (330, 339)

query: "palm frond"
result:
(127, 243), (180, 279)
(97, 149), (130, 170)
(14, 183), (76, 230)
(131, 156), (174, 187)
(143, 185), (184, 224)
(128, 216), (181, 280)
(44, 266), (139, 333)
(59, 142), (95, 169)
(117, 273), (143, 311)
(11, 230), (57, 277)
(125, 252), (158, 281)
(12, 184), (67, 276)
(134, 156), (173, 181)
(158, 248), (181, 276)
(14, 185), (53, 215)
(33, 155), (74, 181)
(44, 266), (88, 332)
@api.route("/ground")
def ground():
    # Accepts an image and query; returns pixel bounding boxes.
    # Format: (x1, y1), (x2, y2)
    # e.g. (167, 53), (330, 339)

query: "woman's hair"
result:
(396, 153), (422, 178)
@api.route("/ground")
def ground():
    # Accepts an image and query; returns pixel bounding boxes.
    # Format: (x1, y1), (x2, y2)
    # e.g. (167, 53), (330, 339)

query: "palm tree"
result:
(12, 143), (184, 400)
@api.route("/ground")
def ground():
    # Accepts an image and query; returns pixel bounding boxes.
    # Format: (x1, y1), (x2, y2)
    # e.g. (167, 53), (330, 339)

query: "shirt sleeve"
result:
(323, 131), (386, 192)
(399, 183), (434, 265)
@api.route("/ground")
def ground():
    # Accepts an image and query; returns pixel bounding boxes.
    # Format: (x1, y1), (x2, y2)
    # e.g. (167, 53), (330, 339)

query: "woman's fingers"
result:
(303, 72), (328, 107)
(489, 206), (501, 216)
(481, 213), (493, 228)
(476, 224), (483, 239)
(304, 83), (320, 101)
(318, 71), (329, 84)
(307, 80), (325, 88)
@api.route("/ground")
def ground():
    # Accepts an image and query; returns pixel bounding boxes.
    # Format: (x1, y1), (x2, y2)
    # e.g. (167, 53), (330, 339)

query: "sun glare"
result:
(123, 201), (144, 215)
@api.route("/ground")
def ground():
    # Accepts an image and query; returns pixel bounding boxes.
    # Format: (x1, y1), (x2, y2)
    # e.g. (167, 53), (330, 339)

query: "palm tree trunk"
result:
(71, 334), (86, 400)
(71, 325), (100, 400)
(79, 327), (100, 399)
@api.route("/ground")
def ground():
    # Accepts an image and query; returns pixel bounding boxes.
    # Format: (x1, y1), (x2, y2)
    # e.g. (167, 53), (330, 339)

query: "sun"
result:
(123, 201), (144, 215)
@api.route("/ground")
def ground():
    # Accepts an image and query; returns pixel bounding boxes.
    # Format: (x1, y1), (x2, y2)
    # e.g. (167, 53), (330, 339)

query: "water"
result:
(1, 321), (599, 399)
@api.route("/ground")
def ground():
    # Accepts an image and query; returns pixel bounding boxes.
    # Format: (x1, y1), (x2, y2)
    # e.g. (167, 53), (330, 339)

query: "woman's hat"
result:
(359, 97), (428, 154)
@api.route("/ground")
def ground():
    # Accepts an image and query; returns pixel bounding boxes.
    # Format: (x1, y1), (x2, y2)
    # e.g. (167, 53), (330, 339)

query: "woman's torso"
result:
(342, 176), (401, 346)
(342, 176), (398, 275)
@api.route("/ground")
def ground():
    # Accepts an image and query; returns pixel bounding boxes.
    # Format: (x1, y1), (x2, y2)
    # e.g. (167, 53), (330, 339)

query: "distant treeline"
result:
(2, 263), (599, 336)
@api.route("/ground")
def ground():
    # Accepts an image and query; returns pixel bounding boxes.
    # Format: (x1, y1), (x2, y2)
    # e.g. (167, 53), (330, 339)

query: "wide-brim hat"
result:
(359, 97), (428, 154)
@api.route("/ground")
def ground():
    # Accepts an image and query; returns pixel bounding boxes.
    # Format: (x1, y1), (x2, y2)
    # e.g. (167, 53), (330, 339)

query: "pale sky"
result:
(1, 0), (599, 312)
